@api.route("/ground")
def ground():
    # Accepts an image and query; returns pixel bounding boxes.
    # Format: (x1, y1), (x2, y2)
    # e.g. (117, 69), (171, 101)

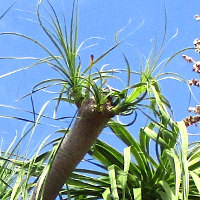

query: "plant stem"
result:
(31, 99), (114, 200)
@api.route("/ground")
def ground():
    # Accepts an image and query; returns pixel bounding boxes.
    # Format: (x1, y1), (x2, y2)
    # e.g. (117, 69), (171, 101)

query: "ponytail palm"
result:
(0, 1), (148, 199)
(0, 0), (196, 200)
(57, 91), (200, 199)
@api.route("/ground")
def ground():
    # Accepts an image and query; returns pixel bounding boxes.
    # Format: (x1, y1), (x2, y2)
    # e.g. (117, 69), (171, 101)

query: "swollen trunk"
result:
(31, 99), (114, 200)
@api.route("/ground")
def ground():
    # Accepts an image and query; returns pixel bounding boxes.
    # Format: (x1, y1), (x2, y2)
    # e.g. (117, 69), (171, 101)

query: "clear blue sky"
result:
(0, 0), (200, 169)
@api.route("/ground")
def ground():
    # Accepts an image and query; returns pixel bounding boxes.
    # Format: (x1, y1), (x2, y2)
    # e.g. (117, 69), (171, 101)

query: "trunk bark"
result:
(31, 99), (114, 200)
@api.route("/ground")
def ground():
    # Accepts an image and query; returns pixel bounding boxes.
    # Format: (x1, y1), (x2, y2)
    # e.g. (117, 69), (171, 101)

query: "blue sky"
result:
(0, 0), (200, 173)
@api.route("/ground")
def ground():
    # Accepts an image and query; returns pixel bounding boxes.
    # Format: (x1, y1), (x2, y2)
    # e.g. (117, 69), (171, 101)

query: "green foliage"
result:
(65, 115), (200, 199)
